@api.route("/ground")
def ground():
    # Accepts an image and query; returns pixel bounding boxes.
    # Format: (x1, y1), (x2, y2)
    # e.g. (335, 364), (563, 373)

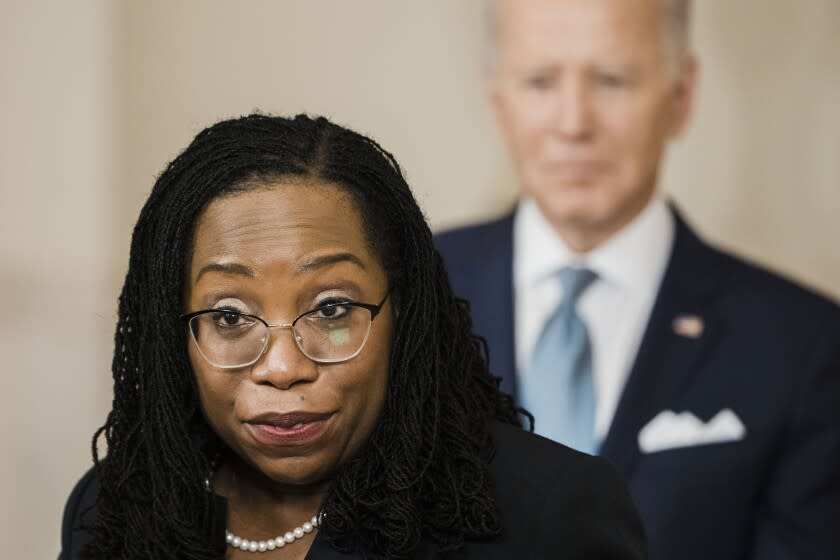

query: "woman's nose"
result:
(248, 326), (319, 389)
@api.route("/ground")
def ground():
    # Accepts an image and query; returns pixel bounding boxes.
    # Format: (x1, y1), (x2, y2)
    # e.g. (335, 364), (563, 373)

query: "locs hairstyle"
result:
(86, 114), (524, 559)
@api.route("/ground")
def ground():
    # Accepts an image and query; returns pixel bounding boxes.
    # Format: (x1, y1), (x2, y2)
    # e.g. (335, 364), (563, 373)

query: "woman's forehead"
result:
(189, 181), (377, 278)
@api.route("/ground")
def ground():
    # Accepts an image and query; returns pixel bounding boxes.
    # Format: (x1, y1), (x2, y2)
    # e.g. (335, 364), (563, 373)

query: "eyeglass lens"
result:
(189, 305), (373, 367)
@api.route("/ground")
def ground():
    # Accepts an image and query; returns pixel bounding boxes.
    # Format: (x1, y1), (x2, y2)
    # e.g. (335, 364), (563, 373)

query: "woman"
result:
(60, 114), (646, 559)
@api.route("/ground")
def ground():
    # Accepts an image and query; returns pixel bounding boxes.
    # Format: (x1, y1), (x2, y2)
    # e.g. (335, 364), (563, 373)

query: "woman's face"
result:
(186, 180), (393, 488)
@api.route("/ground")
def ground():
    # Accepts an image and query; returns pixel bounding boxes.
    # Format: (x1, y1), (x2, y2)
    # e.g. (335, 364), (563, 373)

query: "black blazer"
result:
(434, 207), (840, 560)
(60, 422), (647, 559)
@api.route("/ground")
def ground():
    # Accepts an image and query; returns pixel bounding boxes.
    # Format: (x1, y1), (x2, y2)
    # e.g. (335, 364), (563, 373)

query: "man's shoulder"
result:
(434, 213), (514, 259)
(689, 234), (840, 323)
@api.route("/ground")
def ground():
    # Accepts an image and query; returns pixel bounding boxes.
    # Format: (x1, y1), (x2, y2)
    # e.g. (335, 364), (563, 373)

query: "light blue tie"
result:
(520, 267), (598, 454)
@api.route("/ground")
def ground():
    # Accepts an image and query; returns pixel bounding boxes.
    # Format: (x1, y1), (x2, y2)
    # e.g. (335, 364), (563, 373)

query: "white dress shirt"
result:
(513, 196), (675, 439)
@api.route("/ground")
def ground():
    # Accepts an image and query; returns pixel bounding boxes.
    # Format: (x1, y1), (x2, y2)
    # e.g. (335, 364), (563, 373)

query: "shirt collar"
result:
(514, 196), (675, 295)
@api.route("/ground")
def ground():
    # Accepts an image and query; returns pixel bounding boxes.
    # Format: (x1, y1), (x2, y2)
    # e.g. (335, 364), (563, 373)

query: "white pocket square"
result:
(638, 408), (746, 454)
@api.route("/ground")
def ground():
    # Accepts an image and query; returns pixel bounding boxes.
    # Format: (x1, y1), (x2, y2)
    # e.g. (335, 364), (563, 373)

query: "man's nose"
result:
(551, 77), (594, 140)
(249, 326), (319, 389)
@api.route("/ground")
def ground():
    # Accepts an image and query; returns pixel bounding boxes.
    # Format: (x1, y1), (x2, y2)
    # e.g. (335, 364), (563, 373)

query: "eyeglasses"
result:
(181, 293), (389, 369)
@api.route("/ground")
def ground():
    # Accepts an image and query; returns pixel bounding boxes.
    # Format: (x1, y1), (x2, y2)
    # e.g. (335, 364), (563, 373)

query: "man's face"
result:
(491, 0), (696, 250)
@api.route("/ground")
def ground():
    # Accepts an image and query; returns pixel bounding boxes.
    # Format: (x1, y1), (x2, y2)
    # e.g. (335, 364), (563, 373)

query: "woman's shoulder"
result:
(59, 466), (100, 559)
(485, 421), (647, 559)
(489, 420), (613, 482)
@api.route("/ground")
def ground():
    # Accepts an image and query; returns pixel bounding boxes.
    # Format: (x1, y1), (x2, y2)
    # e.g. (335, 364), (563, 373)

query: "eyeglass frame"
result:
(180, 291), (390, 369)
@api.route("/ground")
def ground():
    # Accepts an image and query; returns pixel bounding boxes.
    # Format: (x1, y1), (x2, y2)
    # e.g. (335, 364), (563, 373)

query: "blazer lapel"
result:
(599, 209), (729, 476)
(306, 534), (358, 559)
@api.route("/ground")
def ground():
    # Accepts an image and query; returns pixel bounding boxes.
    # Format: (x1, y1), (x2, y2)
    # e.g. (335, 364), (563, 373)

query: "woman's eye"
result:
(211, 309), (252, 328)
(310, 297), (355, 320)
(315, 304), (350, 319)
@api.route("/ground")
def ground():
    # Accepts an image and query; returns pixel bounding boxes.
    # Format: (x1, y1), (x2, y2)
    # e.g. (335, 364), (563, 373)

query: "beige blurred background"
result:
(1, 0), (838, 556)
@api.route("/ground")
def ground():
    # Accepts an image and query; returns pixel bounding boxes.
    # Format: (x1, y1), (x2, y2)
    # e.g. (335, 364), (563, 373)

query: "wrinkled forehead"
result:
(491, 0), (674, 65)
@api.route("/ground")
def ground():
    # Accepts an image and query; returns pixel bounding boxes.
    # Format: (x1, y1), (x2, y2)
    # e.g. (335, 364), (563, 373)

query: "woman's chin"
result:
(249, 455), (337, 491)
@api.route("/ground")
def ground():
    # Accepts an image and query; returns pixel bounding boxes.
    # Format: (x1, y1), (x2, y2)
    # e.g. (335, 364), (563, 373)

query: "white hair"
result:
(486, 0), (693, 73)
(663, 0), (692, 63)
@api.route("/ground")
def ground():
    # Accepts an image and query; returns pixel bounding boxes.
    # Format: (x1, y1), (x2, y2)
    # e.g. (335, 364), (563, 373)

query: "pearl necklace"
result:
(225, 514), (321, 553)
(206, 457), (324, 553)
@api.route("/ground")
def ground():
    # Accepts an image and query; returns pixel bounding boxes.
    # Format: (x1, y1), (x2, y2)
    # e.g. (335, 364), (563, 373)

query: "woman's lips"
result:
(245, 411), (333, 447)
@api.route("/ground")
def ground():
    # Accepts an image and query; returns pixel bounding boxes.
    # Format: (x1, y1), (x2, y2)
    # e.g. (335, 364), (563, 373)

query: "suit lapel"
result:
(468, 213), (518, 396)
(599, 210), (729, 476)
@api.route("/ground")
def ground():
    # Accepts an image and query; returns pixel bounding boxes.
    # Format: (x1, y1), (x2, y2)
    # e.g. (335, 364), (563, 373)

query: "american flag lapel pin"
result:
(673, 314), (704, 338)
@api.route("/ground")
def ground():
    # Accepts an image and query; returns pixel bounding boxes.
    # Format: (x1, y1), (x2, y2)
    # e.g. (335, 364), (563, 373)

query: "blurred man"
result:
(435, 0), (840, 558)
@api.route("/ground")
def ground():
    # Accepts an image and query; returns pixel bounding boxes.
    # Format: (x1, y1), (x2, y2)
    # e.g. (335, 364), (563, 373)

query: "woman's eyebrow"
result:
(297, 252), (366, 273)
(195, 262), (256, 282)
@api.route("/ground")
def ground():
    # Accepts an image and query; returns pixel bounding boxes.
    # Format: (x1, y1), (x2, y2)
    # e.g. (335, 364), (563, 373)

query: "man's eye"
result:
(596, 73), (627, 88)
(525, 75), (555, 90)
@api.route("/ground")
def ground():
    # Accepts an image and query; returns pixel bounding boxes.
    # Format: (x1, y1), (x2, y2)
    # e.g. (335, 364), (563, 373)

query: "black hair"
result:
(86, 113), (525, 559)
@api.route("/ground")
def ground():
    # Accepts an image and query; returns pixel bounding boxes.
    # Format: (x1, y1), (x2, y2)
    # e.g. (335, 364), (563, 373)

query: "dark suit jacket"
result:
(435, 208), (840, 560)
(60, 422), (646, 559)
